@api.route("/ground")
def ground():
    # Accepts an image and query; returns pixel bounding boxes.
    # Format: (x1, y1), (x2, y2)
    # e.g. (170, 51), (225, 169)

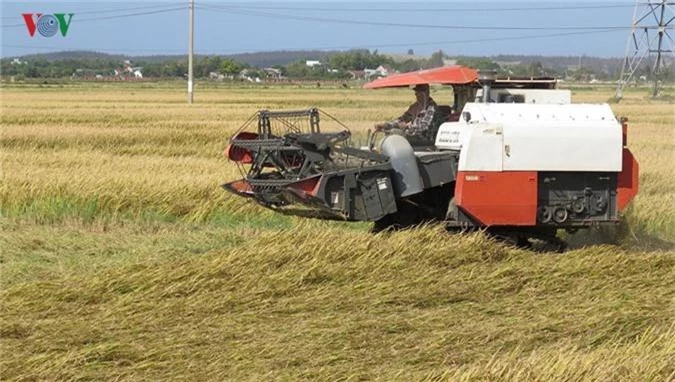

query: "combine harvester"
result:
(224, 66), (638, 251)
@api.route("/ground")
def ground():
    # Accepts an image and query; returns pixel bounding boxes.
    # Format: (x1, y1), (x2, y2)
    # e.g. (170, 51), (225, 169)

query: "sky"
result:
(0, 1), (643, 58)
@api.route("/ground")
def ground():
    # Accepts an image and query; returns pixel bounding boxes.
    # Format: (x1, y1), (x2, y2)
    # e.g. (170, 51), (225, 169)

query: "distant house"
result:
(72, 60), (143, 81)
(306, 60), (322, 68)
(375, 65), (395, 77)
(112, 61), (143, 79)
(209, 72), (225, 80)
(10, 58), (26, 65)
(238, 68), (251, 79)
(263, 67), (283, 79)
(238, 68), (261, 83)
(364, 68), (379, 79)
(362, 66), (395, 80)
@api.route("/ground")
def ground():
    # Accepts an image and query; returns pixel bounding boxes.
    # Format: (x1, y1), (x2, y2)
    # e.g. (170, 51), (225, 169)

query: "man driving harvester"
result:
(375, 83), (439, 141)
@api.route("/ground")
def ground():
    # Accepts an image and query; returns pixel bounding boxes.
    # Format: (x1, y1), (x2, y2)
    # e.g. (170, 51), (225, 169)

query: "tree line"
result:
(1, 49), (671, 82)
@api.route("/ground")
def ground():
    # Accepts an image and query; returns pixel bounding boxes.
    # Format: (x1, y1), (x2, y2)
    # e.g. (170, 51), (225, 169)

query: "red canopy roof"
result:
(363, 65), (479, 89)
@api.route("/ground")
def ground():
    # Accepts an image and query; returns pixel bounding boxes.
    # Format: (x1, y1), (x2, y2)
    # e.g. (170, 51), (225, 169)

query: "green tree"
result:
(528, 61), (545, 76)
(285, 60), (309, 78)
(328, 50), (395, 71)
(395, 59), (422, 73)
(424, 50), (446, 69)
(141, 63), (162, 78)
(572, 66), (596, 82)
(221, 59), (244, 76)
(197, 56), (224, 77)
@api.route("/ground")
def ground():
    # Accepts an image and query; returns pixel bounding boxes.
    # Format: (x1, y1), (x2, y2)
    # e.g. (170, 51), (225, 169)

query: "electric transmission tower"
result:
(616, 0), (674, 98)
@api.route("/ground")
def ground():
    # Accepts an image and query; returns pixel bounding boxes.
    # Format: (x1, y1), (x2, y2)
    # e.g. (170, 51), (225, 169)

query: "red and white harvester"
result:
(224, 66), (638, 250)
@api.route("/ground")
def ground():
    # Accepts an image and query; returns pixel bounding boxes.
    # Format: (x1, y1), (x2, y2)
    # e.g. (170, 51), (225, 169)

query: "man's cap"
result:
(411, 84), (430, 92)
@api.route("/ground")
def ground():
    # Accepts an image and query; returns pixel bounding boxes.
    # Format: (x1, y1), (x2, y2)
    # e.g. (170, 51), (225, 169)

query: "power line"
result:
(53, 4), (182, 16)
(197, 4), (633, 31)
(1, 2), (634, 57)
(1, 29), (622, 57)
(198, 3), (636, 13)
(0, 2), (633, 21)
(1, 6), (186, 28)
(307, 29), (623, 52)
(80, 6), (186, 24)
(1, 3), (641, 32)
(0, 3), (181, 19)
(191, 29), (622, 53)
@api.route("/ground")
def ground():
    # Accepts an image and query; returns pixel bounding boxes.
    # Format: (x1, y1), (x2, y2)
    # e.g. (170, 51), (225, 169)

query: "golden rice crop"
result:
(1, 224), (673, 380)
(0, 82), (673, 380)
(1, 84), (672, 239)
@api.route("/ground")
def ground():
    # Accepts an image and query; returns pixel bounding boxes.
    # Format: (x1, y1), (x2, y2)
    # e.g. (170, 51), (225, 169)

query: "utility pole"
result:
(615, 0), (674, 99)
(187, 0), (194, 104)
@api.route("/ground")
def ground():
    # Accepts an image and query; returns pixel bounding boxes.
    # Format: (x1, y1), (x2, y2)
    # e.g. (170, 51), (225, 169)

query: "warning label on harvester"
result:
(377, 178), (388, 190)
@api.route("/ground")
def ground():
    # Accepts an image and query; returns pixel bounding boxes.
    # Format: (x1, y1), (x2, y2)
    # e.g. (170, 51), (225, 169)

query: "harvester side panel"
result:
(453, 170), (622, 228)
(617, 148), (639, 211)
(314, 169), (398, 221)
(415, 151), (459, 189)
(455, 171), (538, 226)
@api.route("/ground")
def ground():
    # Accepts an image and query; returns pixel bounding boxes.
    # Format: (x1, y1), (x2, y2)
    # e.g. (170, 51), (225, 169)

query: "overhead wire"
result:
(1, 6), (186, 28)
(0, 2), (635, 22)
(46, 3), (181, 16)
(281, 29), (624, 52)
(0, 3), (180, 19)
(198, 3), (636, 13)
(1, 3), (634, 32)
(196, 4), (631, 31)
(2, 28), (623, 57)
(2, 3), (637, 56)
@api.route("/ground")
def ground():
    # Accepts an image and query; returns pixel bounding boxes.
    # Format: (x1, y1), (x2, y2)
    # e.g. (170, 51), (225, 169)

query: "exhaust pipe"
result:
(478, 70), (497, 103)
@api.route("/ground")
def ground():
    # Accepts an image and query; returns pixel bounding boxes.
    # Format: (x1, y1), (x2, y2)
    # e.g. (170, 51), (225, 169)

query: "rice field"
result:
(1, 82), (673, 380)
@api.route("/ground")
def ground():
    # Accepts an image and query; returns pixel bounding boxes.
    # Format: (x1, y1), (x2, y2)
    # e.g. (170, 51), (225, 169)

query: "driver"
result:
(375, 84), (438, 140)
